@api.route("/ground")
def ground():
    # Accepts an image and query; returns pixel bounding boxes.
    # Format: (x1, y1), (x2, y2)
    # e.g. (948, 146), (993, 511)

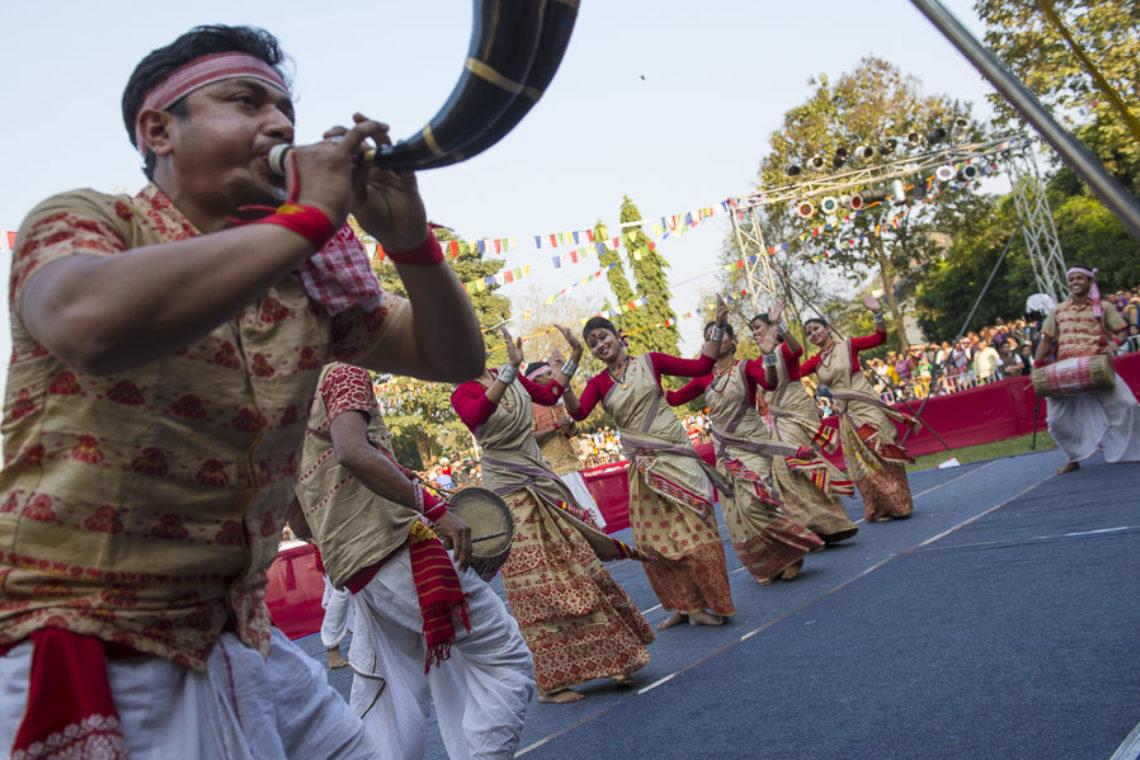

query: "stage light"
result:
(808, 155), (826, 171)
(928, 127), (948, 144)
(851, 189), (889, 210)
(854, 145), (876, 161)
(795, 200), (815, 219)
(952, 117), (969, 139)
(786, 164), (803, 176)
(957, 164), (980, 181)
(839, 195), (854, 209)
(832, 146), (849, 169)
(935, 165), (955, 182)
(820, 196), (839, 214)
(891, 178), (907, 202)
(880, 138), (898, 155)
(906, 132), (922, 146)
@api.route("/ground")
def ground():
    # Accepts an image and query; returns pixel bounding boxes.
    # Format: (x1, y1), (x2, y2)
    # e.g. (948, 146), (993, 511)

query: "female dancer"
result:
(563, 296), (736, 631)
(664, 321), (824, 584)
(749, 300), (860, 543)
(799, 296), (916, 522)
(451, 326), (655, 704)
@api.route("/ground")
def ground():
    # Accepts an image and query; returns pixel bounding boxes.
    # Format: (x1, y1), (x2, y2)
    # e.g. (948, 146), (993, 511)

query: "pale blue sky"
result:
(0, 0), (1001, 377)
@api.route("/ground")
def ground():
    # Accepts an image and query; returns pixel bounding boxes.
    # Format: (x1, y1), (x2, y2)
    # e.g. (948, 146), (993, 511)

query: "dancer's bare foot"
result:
(688, 611), (726, 627)
(326, 647), (348, 670)
(1057, 461), (1080, 475)
(657, 612), (688, 630)
(612, 674), (637, 689)
(780, 559), (804, 582)
(539, 688), (584, 704)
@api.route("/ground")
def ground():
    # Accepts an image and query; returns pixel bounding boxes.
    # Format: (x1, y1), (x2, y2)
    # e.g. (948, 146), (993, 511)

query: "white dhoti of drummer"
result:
(1034, 266), (1140, 475)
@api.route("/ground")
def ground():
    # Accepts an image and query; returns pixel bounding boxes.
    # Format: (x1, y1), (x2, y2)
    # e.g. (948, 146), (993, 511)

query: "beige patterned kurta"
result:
(812, 341), (914, 522)
(764, 346), (860, 541)
(0, 185), (408, 669)
(467, 375), (653, 693)
(602, 356), (735, 617)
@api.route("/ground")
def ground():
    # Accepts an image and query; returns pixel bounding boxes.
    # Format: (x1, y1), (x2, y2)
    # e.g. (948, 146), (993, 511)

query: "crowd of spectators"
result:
(825, 287), (1140, 408)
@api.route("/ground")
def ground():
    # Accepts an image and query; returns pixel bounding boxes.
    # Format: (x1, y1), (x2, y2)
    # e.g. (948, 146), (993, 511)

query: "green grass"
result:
(905, 432), (1058, 473)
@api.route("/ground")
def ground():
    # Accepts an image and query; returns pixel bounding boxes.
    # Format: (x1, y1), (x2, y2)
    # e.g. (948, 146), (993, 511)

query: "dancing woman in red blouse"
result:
(451, 327), (655, 703)
(800, 296), (916, 522)
(562, 296), (736, 631)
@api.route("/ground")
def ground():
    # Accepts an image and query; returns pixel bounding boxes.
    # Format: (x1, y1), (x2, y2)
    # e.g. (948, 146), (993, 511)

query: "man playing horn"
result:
(1034, 266), (1140, 475)
(292, 362), (533, 757)
(0, 24), (484, 757)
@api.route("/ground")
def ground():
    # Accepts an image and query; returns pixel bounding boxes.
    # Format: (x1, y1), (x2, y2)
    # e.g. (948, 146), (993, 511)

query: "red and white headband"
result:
(133, 52), (290, 154)
(1066, 266), (1102, 316)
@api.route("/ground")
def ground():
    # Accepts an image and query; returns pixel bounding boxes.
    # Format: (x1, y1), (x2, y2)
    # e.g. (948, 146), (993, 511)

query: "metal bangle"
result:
(710, 326), (726, 342)
(776, 322), (790, 336)
(762, 353), (778, 367)
(560, 359), (579, 378)
(498, 364), (518, 384)
(873, 312), (886, 324)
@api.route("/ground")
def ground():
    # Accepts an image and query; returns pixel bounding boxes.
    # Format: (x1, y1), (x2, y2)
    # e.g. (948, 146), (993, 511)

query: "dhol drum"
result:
(447, 487), (515, 579)
(1031, 354), (1117, 397)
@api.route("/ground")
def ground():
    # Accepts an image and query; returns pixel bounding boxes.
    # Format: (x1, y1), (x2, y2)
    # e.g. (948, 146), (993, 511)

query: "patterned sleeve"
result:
(1041, 308), (1058, 339)
(319, 364), (378, 422)
(329, 293), (412, 363)
(11, 191), (130, 314)
(1104, 304), (1127, 338)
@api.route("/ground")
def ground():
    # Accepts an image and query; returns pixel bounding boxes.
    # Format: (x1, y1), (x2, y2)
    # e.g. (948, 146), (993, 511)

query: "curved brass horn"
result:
(372, 0), (578, 172)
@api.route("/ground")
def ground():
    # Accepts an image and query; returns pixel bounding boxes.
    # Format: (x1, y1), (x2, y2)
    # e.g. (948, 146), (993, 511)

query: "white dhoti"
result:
(321, 576), (355, 649)
(558, 470), (607, 530)
(0, 627), (378, 760)
(348, 547), (534, 760)
(1047, 377), (1140, 464)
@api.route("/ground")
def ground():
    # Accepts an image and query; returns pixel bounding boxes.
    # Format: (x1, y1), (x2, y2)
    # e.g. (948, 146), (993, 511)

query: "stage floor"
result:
(295, 449), (1140, 759)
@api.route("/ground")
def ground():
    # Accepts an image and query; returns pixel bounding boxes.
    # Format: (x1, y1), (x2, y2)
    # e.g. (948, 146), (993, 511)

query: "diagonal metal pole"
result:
(899, 220), (1024, 447)
(910, 0), (1140, 242)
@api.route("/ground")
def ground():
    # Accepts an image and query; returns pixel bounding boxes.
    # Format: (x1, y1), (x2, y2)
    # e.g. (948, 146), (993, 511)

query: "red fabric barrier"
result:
(265, 541), (324, 641)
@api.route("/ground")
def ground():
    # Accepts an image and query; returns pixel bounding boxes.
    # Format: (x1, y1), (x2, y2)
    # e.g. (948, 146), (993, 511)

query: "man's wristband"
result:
(498, 365), (519, 384)
(385, 233), (444, 266)
(253, 204), (336, 249)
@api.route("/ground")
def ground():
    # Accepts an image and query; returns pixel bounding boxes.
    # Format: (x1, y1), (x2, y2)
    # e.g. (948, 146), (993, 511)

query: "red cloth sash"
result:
(407, 522), (471, 673)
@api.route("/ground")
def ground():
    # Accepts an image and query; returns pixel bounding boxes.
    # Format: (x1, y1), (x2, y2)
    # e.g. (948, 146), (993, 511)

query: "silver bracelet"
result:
(560, 359), (579, 378)
(776, 322), (790, 336)
(709, 325), (726, 342)
(873, 312), (886, 324)
(762, 353), (779, 367)
(498, 364), (519, 384)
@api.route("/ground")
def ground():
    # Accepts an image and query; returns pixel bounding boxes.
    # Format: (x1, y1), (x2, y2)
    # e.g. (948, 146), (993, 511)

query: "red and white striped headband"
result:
(133, 52), (290, 155)
(1066, 266), (1097, 279)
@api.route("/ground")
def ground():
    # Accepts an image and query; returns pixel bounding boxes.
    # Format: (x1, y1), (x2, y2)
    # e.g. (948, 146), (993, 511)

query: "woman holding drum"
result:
(799, 296), (918, 523)
(663, 320), (825, 584)
(562, 296), (737, 631)
(1033, 265), (1140, 474)
(451, 326), (655, 704)
(748, 301), (860, 543)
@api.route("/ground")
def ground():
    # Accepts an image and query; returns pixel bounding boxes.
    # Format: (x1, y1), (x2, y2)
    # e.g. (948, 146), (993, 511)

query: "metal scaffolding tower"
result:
(1000, 147), (1068, 303)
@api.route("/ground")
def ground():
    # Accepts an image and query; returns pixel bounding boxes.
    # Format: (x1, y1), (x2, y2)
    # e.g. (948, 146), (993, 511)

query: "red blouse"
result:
(568, 352), (716, 421)
(451, 370), (564, 432)
(799, 327), (887, 376)
(666, 358), (767, 407)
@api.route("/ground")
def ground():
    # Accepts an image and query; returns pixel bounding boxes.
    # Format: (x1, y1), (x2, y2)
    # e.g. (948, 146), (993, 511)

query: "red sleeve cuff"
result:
(386, 233), (443, 266)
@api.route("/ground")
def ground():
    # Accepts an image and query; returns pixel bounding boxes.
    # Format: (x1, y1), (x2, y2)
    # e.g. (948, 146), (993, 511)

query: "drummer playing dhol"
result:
(291, 362), (536, 759)
(1034, 266), (1140, 475)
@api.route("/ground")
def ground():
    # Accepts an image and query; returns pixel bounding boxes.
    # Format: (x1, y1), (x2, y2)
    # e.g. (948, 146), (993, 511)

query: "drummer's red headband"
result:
(133, 52), (290, 154)
(1067, 266), (1102, 317)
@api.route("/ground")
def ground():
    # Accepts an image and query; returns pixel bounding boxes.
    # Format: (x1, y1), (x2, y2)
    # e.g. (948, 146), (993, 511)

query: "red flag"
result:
(449, 240), (459, 258)
(648, 241), (656, 251)
(504, 270), (515, 283)
(570, 250), (579, 263)
(612, 238), (620, 248)
(586, 229), (595, 242)
(494, 239), (501, 254)
(549, 234), (558, 247)
(5, 231), (15, 250)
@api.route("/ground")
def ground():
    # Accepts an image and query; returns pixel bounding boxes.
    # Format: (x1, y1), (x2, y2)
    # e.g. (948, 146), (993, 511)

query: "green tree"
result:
(753, 57), (981, 351)
(620, 196), (681, 355)
(359, 224), (509, 468)
(975, 0), (1140, 191)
